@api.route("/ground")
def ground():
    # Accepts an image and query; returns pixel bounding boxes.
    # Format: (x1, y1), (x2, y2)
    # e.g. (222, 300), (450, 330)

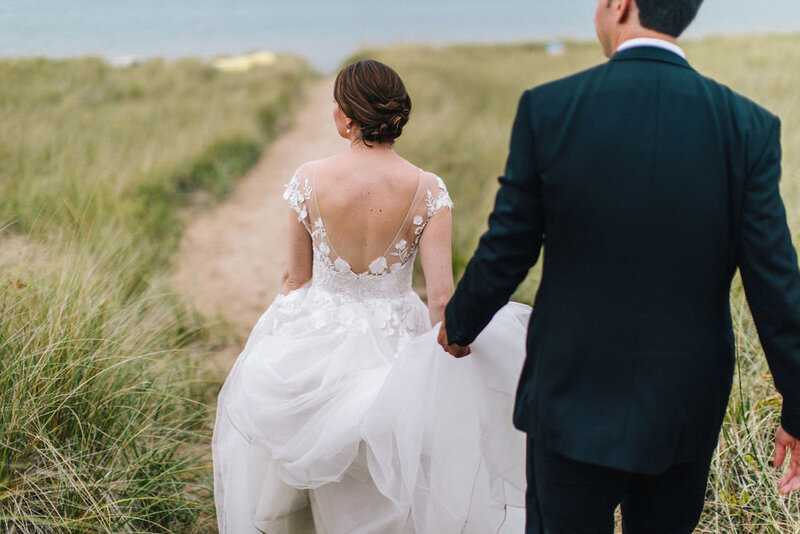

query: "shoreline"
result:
(1, 30), (798, 73)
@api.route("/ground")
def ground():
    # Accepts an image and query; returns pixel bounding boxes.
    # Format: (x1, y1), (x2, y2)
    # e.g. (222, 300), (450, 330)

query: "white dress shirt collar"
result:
(617, 38), (686, 59)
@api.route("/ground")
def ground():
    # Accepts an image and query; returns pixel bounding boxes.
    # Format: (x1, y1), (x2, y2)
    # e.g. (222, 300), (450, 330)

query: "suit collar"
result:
(617, 38), (685, 59)
(610, 46), (693, 70)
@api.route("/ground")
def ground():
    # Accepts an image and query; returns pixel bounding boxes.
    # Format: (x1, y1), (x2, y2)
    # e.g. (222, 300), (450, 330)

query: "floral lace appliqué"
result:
(284, 174), (312, 222)
(425, 176), (454, 219)
(404, 175), (454, 257)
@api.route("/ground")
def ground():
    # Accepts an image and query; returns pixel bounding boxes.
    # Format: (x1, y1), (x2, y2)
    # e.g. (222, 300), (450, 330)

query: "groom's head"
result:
(595, 0), (704, 57)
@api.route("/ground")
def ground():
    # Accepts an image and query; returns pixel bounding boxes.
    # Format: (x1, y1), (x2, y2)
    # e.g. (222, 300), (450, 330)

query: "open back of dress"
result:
(285, 160), (453, 280)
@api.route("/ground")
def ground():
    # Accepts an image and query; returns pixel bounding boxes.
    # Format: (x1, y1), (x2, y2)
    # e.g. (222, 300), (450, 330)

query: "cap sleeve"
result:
(283, 167), (312, 222)
(424, 173), (454, 221)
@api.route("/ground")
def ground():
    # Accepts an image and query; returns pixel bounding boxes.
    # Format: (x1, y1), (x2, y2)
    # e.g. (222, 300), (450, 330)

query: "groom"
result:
(439, 0), (800, 531)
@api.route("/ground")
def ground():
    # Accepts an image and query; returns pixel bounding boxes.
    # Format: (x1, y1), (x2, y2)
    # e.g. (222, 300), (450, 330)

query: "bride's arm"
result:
(280, 207), (313, 295)
(419, 207), (454, 325)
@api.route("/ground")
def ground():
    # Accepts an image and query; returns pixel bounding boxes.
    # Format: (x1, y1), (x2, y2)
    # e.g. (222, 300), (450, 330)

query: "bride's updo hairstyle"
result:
(334, 60), (411, 146)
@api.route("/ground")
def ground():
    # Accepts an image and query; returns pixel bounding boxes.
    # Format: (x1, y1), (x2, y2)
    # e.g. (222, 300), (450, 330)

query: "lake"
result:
(1, 0), (799, 71)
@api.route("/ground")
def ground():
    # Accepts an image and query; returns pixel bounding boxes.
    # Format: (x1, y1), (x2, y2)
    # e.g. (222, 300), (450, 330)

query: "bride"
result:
(213, 59), (531, 534)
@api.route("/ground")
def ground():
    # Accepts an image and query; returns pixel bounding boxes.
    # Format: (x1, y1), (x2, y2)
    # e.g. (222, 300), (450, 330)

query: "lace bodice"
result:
(283, 161), (453, 300)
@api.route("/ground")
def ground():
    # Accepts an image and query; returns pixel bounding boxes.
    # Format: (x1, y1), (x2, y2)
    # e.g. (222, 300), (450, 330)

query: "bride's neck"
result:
(349, 139), (395, 154)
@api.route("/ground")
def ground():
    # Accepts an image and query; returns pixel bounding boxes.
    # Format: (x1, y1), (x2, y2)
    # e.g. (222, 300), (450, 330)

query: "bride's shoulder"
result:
(285, 160), (325, 215)
(292, 159), (323, 179)
(293, 153), (352, 179)
(417, 168), (450, 194)
(415, 168), (453, 214)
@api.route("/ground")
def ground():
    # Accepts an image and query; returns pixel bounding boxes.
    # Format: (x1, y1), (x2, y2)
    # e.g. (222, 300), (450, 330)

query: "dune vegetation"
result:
(360, 33), (800, 533)
(0, 55), (312, 532)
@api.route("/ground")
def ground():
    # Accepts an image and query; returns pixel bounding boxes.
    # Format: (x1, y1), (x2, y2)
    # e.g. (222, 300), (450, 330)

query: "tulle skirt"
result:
(213, 289), (531, 534)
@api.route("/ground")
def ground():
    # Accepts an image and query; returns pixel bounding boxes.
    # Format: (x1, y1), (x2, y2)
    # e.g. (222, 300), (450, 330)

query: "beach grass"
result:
(0, 55), (312, 532)
(360, 33), (800, 532)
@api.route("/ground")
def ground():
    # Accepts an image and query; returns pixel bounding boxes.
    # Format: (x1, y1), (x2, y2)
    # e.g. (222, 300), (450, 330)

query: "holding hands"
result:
(437, 322), (471, 358)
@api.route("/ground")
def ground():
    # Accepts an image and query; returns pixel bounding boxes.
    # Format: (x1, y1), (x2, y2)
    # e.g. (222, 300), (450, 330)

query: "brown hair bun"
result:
(334, 60), (411, 146)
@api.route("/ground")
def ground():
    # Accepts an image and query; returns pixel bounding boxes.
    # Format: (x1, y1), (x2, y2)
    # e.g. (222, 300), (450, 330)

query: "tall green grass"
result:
(363, 34), (800, 532)
(0, 55), (312, 532)
(0, 55), (310, 270)
(1, 237), (208, 532)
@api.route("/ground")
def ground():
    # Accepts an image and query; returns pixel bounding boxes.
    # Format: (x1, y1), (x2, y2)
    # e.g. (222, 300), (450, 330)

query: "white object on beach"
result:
(545, 42), (566, 56)
(109, 55), (144, 68)
(213, 51), (277, 72)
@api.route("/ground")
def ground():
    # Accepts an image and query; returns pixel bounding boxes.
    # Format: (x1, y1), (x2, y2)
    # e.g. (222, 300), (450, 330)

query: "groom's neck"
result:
(614, 26), (679, 50)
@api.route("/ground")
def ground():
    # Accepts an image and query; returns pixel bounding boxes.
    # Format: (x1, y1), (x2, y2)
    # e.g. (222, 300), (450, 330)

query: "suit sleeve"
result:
(444, 90), (544, 345)
(738, 117), (800, 438)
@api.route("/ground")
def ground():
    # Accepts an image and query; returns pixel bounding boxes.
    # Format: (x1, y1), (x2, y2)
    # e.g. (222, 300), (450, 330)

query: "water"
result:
(1, 0), (798, 72)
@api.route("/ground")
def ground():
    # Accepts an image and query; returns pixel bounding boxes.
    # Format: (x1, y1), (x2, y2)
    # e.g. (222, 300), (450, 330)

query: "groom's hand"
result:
(774, 425), (800, 494)
(437, 322), (471, 358)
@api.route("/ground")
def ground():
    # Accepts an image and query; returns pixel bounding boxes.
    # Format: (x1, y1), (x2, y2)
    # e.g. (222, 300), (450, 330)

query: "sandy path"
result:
(171, 78), (345, 362)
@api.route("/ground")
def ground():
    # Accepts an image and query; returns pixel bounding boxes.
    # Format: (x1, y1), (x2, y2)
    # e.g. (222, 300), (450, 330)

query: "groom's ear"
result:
(615, 0), (634, 24)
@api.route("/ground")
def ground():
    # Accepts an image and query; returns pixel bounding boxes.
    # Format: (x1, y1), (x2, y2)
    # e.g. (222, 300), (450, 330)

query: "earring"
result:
(346, 128), (351, 134)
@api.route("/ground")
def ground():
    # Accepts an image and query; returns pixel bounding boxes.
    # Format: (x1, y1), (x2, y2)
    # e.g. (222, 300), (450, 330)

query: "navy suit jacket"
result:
(445, 46), (800, 474)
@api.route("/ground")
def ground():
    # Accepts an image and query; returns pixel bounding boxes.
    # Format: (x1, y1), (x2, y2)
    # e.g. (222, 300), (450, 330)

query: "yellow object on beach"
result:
(213, 51), (277, 72)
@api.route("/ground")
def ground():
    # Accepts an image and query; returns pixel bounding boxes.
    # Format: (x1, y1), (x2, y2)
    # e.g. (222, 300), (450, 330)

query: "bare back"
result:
(284, 149), (453, 322)
(287, 150), (449, 275)
(314, 153), (422, 274)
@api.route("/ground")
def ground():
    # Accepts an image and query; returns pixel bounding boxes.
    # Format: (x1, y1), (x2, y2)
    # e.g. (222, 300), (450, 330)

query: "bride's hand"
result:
(437, 322), (471, 358)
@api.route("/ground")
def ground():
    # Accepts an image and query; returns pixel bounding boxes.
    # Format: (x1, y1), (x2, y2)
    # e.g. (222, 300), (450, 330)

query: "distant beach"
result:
(1, 0), (800, 71)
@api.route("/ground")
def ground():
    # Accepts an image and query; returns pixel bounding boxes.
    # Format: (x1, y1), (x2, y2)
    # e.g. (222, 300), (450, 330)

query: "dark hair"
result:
(334, 60), (411, 146)
(634, 0), (703, 37)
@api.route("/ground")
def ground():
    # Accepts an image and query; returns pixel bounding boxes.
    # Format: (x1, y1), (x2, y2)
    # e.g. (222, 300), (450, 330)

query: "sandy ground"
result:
(171, 78), (345, 365)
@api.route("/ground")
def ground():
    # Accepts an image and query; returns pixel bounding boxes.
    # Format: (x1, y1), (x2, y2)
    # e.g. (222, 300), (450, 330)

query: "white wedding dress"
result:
(213, 163), (531, 534)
